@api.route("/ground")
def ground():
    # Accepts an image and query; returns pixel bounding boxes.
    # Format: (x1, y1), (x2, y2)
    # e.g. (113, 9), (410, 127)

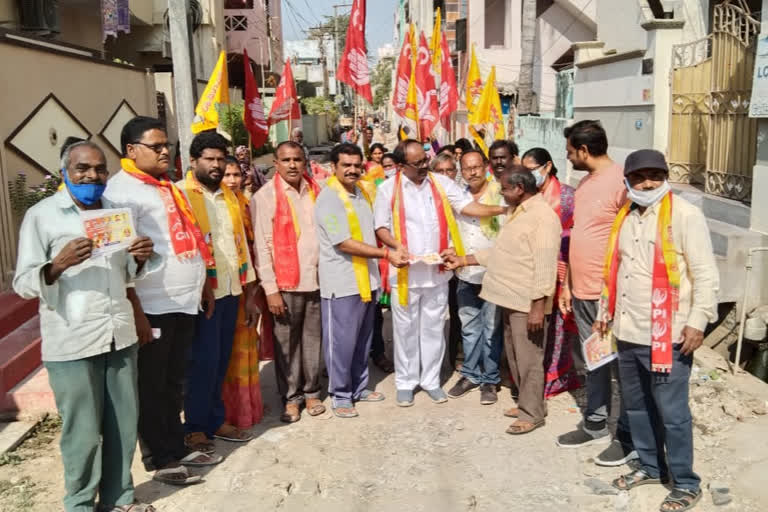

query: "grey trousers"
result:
(502, 309), (547, 424)
(45, 345), (138, 512)
(573, 297), (631, 445)
(272, 290), (323, 404)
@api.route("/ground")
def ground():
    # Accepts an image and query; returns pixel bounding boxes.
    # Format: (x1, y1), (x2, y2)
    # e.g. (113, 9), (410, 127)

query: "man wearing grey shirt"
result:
(13, 141), (157, 512)
(314, 143), (408, 418)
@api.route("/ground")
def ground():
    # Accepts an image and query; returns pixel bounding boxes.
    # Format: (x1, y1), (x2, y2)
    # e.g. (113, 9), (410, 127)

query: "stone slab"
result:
(0, 420), (36, 455)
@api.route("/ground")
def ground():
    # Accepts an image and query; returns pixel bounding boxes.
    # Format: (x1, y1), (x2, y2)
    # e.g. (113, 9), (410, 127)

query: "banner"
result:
(415, 31), (439, 138)
(439, 31), (459, 129)
(243, 49), (269, 148)
(268, 58), (301, 126)
(392, 26), (414, 117)
(337, 0), (373, 103)
(430, 7), (442, 73)
(466, 44), (482, 115)
(469, 65), (505, 154)
(191, 51), (230, 134)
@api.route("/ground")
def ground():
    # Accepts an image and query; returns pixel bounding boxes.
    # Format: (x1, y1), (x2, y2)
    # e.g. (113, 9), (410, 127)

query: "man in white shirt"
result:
(105, 117), (219, 485)
(373, 140), (507, 407)
(596, 150), (718, 512)
(447, 150), (504, 405)
(15, 141), (157, 511)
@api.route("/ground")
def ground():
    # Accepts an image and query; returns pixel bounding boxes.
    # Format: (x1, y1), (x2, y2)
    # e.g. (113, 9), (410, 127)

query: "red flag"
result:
(438, 32), (458, 130)
(243, 49), (269, 148)
(392, 28), (413, 117)
(415, 31), (439, 138)
(337, 0), (373, 103)
(268, 58), (301, 126)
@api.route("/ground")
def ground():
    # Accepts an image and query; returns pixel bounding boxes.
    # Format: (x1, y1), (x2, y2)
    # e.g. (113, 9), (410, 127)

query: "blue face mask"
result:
(62, 168), (106, 206)
(423, 143), (431, 151)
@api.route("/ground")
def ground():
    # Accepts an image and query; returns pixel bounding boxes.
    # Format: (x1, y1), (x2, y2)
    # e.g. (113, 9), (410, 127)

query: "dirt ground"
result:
(1, 352), (767, 512)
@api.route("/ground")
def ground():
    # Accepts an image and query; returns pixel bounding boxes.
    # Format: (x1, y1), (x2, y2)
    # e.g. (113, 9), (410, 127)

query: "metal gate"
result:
(668, 0), (759, 202)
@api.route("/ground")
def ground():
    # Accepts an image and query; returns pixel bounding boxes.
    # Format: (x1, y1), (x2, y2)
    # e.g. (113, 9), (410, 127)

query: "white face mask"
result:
(625, 179), (670, 207)
(533, 166), (547, 187)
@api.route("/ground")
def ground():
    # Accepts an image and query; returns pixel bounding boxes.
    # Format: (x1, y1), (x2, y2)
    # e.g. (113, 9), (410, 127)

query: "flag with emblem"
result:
(337, 0), (373, 103)
(268, 58), (301, 126)
(243, 49), (269, 148)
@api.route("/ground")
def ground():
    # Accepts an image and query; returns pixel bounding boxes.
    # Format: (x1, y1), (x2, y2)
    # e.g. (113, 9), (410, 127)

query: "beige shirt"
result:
(178, 183), (256, 300)
(475, 194), (561, 313)
(251, 177), (319, 295)
(599, 195), (719, 346)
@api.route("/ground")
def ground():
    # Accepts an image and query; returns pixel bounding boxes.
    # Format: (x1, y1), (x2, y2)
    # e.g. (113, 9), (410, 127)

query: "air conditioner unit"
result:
(18, 0), (60, 34)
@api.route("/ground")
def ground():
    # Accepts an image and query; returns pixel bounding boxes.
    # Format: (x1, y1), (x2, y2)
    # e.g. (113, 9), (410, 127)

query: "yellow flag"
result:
(431, 7), (442, 73)
(466, 44), (482, 116)
(468, 66), (504, 154)
(191, 51), (230, 134)
(409, 23), (417, 67)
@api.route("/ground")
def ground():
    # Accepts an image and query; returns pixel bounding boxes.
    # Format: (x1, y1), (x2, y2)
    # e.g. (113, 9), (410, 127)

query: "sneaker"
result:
(447, 377), (479, 398)
(396, 389), (414, 407)
(425, 388), (448, 404)
(556, 428), (611, 448)
(479, 384), (497, 405)
(595, 440), (639, 467)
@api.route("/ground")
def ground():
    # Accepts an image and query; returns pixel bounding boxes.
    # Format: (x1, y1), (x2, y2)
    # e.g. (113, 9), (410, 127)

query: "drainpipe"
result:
(734, 247), (768, 374)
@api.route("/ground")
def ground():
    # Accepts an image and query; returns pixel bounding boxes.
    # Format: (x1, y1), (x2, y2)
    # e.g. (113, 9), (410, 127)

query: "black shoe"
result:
(596, 440), (639, 467)
(447, 377), (479, 398)
(556, 428), (611, 448)
(479, 384), (497, 405)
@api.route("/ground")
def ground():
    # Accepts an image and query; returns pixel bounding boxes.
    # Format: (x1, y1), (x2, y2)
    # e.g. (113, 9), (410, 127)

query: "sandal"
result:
(152, 466), (202, 486)
(505, 419), (545, 435)
(612, 469), (662, 491)
(214, 424), (254, 442)
(504, 407), (519, 418)
(180, 450), (224, 467)
(184, 432), (215, 454)
(332, 406), (359, 418)
(305, 398), (326, 416)
(105, 503), (158, 512)
(660, 488), (702, 512)
(356, 390), (385, 402)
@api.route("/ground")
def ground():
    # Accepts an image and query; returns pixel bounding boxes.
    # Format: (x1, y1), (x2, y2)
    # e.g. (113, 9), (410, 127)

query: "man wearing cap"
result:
(595, 149), (718, 512)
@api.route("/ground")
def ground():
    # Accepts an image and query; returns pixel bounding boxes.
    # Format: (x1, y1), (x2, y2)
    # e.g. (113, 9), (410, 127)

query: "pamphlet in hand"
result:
(582, 330), (618, 371)
(81, 208), (137, 258)
(409, 253), (443, 265)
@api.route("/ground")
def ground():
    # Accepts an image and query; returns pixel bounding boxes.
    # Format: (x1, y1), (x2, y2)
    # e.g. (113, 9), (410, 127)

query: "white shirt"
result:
(374, 173), (472, 288)
(456, 183), (503, 285)
(104, 171), (206, 315)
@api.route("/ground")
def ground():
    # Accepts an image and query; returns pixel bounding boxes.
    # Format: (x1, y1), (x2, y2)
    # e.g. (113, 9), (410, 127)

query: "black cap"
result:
(623, 149), (668, 177)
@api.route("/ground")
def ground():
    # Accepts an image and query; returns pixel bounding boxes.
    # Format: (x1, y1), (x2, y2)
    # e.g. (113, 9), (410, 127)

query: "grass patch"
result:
(0, 476), (38, 510)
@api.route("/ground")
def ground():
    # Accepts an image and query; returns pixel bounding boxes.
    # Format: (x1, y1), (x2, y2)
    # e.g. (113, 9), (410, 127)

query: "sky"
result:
(280, 0), (398, 61)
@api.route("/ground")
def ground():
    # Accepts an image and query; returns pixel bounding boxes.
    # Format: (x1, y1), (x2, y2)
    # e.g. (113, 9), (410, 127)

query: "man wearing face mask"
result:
(595, 150), (718, 512)
(176, 131), (260, 448)
(14, 141), (158, 511)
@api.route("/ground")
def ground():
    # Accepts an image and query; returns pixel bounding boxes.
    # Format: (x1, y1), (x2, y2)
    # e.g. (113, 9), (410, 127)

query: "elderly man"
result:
(314, 143), (409, 417)
(447, 150), (504, 405)
(598, 150), (718, 512)
(374, 139), (507, 407)
(444, 169), (561, 435)
(105, 116), (220, 484)
(252, 141), (324, 423)
(14, 141), (156, 512)
(290, 127), (311, 163)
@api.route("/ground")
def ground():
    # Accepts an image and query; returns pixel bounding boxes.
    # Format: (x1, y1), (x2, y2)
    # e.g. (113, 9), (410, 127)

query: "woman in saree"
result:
(521, 147), (581, 398)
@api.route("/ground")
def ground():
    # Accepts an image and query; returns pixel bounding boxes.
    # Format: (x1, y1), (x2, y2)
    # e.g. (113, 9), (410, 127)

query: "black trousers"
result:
(138, 312), (196, 470)
(371, 304), (386, 359)
(447, 277), (462, 367)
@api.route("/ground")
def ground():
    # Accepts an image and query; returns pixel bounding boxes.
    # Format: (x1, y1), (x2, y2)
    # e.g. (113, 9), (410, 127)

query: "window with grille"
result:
(225, 15), (248, 31)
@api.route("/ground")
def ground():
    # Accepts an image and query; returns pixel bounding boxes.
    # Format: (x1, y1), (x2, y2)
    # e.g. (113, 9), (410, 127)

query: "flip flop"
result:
(105, 503), (158, 512)
(332, 406), (359, 418)
(505, 419), (545, 435)
(152, 466), (202, 486)
(180, 450), (224, 467)
(356, 390), (385, 402)
(214, 425), (254, 442)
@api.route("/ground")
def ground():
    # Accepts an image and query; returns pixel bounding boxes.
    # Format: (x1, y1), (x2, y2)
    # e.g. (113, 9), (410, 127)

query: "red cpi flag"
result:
(268, 58), (301, 126)
(392, 29), (413, 117)
(415, 31), (439, 138)
(243, 49), (269, 148)
(438, 31), (458, 130)
(336, 0), (373, 103)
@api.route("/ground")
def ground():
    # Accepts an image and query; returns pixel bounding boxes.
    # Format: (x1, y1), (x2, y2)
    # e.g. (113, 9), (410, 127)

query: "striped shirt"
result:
(475, 194), (562, 313)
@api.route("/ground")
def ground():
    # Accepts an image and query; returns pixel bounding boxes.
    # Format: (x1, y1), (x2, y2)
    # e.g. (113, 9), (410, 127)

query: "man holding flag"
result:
(315, 143), (409, 418)
(373, 140), (508, 407)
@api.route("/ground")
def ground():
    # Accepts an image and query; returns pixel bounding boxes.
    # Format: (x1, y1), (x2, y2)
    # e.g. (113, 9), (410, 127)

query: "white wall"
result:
(469, 0), (521, 85)
(597, 0), (647, 53)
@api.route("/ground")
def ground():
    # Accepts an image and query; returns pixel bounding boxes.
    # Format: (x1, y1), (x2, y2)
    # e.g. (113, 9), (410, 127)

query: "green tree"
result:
(372, 58), (394, 110)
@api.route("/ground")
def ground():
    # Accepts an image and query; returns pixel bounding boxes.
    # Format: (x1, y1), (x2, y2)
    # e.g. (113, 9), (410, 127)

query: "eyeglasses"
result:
(405, 158), (430, 170)
(132, 141), (171, 153)
(462, 165), (486, 174)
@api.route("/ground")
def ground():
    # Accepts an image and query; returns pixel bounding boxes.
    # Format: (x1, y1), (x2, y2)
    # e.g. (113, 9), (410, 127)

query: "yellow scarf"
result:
(326, 175), (376, 302)
(181, 171), (250, 286)
(391, 172), (464, 306)
(477, 179), (502, 239)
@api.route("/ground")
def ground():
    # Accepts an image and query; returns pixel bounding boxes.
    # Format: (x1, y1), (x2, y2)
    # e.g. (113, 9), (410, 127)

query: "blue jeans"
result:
(456, 280), (503, 384)
(618, 341), (699, 492)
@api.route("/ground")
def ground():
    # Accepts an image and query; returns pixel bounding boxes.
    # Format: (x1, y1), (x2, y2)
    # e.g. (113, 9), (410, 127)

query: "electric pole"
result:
(333, 3), (352, 102)
(167, 0), (197, 162)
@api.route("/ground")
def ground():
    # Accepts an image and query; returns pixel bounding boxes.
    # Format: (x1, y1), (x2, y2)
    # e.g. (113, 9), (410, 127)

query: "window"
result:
(225, 15), (248, 31)
(225, 0), (254, 9)
(484, 0), (506, 48)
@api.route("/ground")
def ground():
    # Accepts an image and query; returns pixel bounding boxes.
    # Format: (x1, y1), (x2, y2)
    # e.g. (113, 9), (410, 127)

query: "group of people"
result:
(14, 117), (718, 512)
